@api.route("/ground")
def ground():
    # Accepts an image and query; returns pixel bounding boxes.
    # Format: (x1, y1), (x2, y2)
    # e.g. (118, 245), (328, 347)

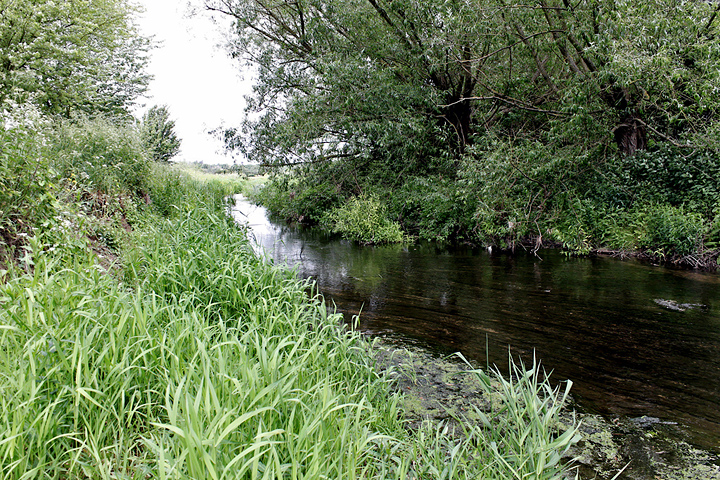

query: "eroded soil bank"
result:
(372, 339), (720, 480)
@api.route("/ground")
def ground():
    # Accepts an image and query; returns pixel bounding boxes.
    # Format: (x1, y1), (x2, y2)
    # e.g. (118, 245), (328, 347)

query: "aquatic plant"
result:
(466, 355), (581, 479)
(402, 353), (581, 480)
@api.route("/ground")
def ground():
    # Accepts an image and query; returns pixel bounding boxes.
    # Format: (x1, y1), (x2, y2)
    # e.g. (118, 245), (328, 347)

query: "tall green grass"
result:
(0, 198), (406, 478)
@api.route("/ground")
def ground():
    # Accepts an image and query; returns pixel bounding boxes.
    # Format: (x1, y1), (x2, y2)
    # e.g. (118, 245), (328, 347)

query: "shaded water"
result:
(231, 196), (720, 450)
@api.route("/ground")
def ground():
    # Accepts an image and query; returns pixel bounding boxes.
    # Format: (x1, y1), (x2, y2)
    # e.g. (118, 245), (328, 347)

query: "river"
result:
(231, 195), (720, 451)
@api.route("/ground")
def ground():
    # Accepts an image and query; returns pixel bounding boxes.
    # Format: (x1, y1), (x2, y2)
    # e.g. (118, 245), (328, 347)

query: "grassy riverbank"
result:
(1, 128), (582, 477)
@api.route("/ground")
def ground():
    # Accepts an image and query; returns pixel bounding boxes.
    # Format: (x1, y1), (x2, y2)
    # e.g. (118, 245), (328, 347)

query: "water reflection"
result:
(231, 196), (720, 450)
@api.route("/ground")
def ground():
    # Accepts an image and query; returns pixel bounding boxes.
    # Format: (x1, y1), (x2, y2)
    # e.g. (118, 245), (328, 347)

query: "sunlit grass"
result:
(174, 164), (246, 189)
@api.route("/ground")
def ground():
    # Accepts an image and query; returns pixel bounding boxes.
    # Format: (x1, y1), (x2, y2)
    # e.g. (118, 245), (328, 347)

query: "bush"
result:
(639, 204), (706, 257)
(616, 145), (720, 215)
(707, 209), (720, 250)
(253, 171), (344, 223)
(49, 116), (150, 196)
(0, 107), (58, 264)
(385, 177), (477, 243)
(143, 163), (240, 219)
(140, 105), (181, 163)
(322, 194), (407, 244)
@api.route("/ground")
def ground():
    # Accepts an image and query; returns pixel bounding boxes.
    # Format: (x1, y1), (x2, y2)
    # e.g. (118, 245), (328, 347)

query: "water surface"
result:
(232, 196), (720, 450)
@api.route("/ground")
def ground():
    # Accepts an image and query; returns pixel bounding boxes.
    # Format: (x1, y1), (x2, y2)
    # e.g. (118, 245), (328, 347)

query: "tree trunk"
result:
(443, 99), (473, 150)
(613, 115), (647, 155)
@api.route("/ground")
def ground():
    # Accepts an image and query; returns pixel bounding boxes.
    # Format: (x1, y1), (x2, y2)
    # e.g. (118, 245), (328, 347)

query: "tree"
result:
(207, 0), (720, 170)
(140, 105), (182, 163)
(0, 0), (152, 119)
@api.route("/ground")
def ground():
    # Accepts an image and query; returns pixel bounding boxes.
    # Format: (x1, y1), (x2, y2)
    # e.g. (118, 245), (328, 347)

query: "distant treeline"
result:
(189, 162), (265, 177)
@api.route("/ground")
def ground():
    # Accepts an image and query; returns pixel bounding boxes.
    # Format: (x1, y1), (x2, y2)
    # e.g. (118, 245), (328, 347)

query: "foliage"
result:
(48, 116), (150, 197)
(458, 139), (594, 250)
(613, 146), (720, 215)
(208, 0), (720, 262)
(0, 165), (582, 478)
(0, 0), (151, 119)
(211, 0), (720, 168)
(385, 177), (477, 243)
(0, 106), (57, 262)
(321, 194), (407, 244)
(468, 356), (581, 479)
(638, 204), (706, 257)
(708, 209), (720, 251)
(253, 169), (345, 223)
(402, 355), (580, 480)
(0, 206), (401, 478)
(0, 107), (155, 268)
(140, 105), (182, 163)
(144, 163), (241, 218)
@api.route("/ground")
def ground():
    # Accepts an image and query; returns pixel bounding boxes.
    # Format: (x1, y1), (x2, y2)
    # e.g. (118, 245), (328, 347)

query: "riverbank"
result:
(1, 163), (587, 478)
(249, 156), (720, 271)
(589, 247), (720, 272)
(373, 340), (720, 480)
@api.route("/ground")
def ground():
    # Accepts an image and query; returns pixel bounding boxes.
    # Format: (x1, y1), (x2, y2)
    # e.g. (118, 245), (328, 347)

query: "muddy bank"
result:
(590, 248), (720, 272)
(372, 338), (720, 480)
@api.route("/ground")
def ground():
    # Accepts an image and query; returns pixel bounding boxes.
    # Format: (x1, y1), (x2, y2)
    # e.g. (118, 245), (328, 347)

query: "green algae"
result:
(372, 338), (720, 480)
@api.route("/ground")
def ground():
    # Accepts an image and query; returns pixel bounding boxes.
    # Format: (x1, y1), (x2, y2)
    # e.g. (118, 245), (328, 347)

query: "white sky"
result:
(134, 0), (252, 164)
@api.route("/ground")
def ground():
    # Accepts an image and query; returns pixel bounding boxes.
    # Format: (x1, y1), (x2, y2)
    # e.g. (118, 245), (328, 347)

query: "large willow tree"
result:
(208, 0), (720, 168)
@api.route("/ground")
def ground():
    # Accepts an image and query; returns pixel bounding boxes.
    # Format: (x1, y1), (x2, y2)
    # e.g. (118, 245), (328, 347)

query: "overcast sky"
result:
(134, 0), (251, 164)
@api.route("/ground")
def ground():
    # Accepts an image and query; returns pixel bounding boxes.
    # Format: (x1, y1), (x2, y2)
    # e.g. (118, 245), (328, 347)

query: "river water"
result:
(231, 196), (720, 450)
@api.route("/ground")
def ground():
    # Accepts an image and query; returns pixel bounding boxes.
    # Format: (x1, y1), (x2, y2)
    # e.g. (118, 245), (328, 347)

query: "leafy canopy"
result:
(208, 0), (720, 167)
(0, 0), (152, 119)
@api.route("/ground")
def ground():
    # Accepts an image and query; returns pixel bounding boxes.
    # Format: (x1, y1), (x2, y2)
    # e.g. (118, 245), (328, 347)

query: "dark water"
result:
(231, 196), (720, 451)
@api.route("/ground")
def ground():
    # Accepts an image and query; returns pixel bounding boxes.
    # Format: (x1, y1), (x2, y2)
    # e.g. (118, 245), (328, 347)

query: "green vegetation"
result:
(1, 118), (581, 476)
(11, 0), (696, 476)
(320, 194), (407, 245)
(210, 0), (720, 265)
(1, 196), (401, 478)
(0, 0), (150, 119)
(0, 56), (581, 480)
(141, 105), (182, 163)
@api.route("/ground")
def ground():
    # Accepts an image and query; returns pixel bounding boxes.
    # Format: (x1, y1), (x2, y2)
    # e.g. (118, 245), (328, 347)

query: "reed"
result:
(457, 353), (581, 479)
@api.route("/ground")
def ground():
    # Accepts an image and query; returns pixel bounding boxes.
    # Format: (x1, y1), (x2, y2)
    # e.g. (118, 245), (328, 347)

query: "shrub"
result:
(140, 105), (181, 163)
(386, 177), (477, 243)
(253, 172), (344, 223)
(614, 145), (720, 215)
(0, 107), (57, 264)
(639, 204), (706, 257)
(49, 115), (150, 196)
(707, 208), (720, 250)
(322, 194), (406, 244)
(459, 139), (588, 249)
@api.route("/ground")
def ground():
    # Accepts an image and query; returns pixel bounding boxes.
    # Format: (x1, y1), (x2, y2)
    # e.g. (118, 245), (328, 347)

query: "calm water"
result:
(231, 196), (720, 450)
